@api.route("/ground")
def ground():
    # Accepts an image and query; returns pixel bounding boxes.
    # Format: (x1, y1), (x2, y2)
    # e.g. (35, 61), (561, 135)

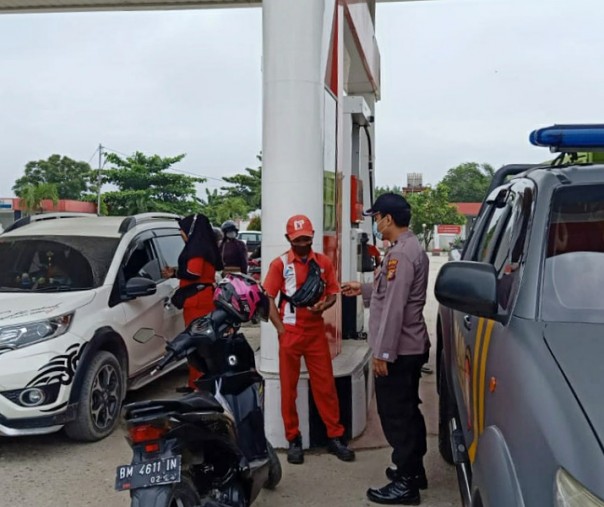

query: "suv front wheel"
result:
(64, 351), (124, 441)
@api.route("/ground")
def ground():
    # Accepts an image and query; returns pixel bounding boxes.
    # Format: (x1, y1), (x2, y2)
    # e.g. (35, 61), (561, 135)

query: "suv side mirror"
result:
(125, 277), (157, 298)
(435, 261), (500, 320)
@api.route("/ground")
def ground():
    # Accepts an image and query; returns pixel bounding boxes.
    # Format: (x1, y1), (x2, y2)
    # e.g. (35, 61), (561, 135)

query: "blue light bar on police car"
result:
(529, 124), (604, 152)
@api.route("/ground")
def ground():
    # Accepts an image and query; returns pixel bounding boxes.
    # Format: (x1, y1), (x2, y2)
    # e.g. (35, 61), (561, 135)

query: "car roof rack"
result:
(485, 164), (542, 197)
(118, 212), (181, 234)
(3, 212), (95, 234)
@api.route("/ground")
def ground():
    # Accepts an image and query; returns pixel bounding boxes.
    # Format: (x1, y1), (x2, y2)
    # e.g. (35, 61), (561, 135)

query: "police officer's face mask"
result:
(372, 215), (387, 241)
(226, 231), (237, 239)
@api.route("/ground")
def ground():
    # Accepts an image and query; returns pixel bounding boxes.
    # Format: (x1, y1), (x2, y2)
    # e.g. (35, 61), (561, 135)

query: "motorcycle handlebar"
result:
(151, 350), (175, 376)
(151, 309), (236, 375)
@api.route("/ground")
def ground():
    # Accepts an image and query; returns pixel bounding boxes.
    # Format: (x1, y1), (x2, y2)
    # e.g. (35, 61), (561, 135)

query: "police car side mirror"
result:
(435, 261), (501, 320)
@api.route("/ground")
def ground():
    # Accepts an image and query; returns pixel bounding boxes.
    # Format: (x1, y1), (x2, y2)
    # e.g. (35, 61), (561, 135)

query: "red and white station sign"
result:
(437, 224), (463, 235)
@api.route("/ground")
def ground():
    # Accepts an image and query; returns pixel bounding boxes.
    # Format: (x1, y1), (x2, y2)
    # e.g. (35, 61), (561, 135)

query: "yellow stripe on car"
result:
(479, 320), (496, 434)
(468, 317), (485, 462)
(468, 318), (496, 462)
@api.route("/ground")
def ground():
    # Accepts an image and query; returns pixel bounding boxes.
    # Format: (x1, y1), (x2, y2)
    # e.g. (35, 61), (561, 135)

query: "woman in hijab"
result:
(162, 213), (223, 388)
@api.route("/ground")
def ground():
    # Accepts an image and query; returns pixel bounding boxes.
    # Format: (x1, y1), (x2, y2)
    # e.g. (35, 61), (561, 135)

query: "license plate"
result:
(115, 455), (182, 491)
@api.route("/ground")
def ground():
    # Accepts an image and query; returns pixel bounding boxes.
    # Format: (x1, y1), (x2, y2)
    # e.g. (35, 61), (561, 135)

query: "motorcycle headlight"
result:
(555, 468), (604, 507)
(0, 313), (73, 350)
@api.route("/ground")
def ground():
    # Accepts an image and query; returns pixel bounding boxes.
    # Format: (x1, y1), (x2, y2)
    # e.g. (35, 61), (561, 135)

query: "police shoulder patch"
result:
(386, 259), (398, 281)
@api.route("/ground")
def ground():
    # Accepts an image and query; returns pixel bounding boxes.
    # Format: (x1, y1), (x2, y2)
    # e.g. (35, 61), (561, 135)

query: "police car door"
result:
(457, 182), (535, 461)
(454, 186), (513, 460)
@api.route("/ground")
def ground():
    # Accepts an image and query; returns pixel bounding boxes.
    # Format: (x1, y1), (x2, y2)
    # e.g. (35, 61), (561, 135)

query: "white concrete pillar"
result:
(260, 0), (337, 447)
(260, 0), (336, 374)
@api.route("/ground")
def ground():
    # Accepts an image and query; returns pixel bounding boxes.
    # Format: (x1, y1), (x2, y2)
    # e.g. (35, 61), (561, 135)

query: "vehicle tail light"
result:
(128, 424), (168, 444)
(144, 442), (161, 453)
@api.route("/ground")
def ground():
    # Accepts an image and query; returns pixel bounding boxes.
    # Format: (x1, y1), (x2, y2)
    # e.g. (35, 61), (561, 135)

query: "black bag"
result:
(280, 259), (326, 311)
(171, 283), (210, 310)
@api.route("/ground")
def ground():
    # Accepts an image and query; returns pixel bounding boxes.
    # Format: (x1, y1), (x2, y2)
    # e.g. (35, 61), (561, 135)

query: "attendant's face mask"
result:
(289, 236), (313, 257)
(226, 231), (237, 239)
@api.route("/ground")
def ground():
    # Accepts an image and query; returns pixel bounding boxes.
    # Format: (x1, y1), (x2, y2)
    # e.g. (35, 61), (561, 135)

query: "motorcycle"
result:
(248, 258), (261, 282)
(115, 277), (281, 507)
(448, 239), (466, 262)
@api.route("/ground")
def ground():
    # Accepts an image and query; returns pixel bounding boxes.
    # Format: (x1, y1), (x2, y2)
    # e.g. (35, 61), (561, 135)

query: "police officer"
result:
(342, 193), (430, 505)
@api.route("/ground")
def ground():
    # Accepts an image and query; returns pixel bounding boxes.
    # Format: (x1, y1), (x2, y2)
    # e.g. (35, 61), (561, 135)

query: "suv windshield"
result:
(0, 236), (119, 292)
(542, 184), (604, 323)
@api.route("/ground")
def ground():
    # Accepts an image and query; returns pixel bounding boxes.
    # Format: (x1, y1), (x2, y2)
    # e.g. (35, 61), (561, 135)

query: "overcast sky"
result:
(1, 0), (603, 198)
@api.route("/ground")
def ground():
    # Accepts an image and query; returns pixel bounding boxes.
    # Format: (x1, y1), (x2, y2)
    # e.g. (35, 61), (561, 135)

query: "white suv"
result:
(0, 212), (186, 441)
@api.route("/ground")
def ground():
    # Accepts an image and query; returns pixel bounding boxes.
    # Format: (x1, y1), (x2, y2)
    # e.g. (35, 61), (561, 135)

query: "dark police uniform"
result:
(361, 230), (430, 478)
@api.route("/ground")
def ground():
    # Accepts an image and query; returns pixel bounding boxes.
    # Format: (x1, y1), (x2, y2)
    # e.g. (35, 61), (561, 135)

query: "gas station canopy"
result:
(0, 0), (427, 14)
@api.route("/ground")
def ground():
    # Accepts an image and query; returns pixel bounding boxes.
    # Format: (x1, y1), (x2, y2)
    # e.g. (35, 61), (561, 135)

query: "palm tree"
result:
(19, 183), (59, 215)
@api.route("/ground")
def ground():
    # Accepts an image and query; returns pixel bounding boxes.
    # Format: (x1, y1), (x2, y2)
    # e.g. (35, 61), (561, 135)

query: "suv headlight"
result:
(556, 468), (604, 507)
(0, 313), (73, 350)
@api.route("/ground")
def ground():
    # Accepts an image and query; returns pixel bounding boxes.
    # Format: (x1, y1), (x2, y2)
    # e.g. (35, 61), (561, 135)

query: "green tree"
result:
(374, 185), (403, 199)
(13, 155), (94, 200)
(406, 184), (466, 250)
(439, 162), (495, 203)
(247, 215), (261, 231)
(101, 152), (203, 216)
(199, 189), (225, 225)
(220, 154), (262, 211)
(199, 188), (249, 226)
(19, 183), (59, 214)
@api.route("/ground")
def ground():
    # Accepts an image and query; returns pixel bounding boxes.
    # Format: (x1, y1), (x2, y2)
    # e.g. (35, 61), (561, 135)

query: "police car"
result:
(435, 125), (604, 506)
(0, 212), (185, 441)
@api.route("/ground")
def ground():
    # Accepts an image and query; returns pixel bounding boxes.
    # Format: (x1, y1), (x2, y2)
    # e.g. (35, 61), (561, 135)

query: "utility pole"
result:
(97, 144), (103, 216)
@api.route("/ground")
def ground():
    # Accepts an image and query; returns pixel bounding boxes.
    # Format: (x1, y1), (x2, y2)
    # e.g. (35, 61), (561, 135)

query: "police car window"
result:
(492, 185), (534, 311)
(474, 191), (512, 263)
(542, 184), (604, 323)
(493, 186), (534, 271)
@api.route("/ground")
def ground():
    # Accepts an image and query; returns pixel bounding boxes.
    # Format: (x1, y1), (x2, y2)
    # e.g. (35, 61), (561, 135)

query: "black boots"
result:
(287, 435), (355, 464)
(327, 437), (356, 462)
(366, 476), (420, 505)
(385, 465), (428, 490)
(287, 435), (304, 464)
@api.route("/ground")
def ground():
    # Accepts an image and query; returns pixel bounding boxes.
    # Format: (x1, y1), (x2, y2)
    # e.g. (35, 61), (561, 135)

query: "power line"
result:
(167, 167), (227, 183)
(102, 145), (130, 158)
(94, 144), (242, 187)
(86, 146), (100, 165)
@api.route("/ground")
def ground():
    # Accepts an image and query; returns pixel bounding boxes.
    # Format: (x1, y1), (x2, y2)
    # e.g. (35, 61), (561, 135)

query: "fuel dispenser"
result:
(341, 96), (375, 339)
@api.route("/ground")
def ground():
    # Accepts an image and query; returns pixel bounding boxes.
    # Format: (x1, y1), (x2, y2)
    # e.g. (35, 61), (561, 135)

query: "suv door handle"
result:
(163, 297), (172, 310)
(463, 315), (472, 330)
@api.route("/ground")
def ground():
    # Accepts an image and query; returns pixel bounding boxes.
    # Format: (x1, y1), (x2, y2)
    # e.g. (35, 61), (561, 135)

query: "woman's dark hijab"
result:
(177, 214), (224, 277)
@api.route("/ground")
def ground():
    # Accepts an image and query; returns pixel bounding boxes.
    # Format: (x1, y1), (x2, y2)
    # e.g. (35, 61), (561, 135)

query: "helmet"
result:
(212, 226), (224, 243)
(289, 259), (325, 308)
(221, 220), (238, 234)
(213, 273), (269, 323)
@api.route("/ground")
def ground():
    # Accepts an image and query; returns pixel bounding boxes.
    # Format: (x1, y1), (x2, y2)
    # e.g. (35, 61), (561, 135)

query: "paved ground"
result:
(0, 255), (459, 507)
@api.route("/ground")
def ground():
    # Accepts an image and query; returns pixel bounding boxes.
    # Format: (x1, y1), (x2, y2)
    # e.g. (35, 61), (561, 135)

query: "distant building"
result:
(453, 202), (482, 227)
(402, 172), (427, 195)
(0, 198), (97, 230)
